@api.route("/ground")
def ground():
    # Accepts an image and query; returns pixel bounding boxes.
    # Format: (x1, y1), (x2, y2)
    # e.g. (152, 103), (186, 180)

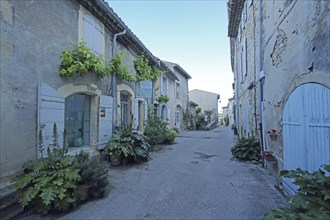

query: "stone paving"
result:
(21, 126), (287, 219)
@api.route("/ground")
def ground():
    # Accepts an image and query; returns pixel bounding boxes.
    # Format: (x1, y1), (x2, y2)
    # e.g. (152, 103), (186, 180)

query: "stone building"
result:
(228, 0), (329, 194)
(189, 89), (220, 124)
(163, 61), (192, 130)
(0, 0), (159, 182)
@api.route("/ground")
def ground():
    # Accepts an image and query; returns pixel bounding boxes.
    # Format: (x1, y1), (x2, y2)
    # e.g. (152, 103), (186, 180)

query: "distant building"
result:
(189, 89), (220, 124)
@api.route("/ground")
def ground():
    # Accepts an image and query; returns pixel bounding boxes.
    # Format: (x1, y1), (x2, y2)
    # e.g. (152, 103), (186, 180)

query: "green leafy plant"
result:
(231, 137), (261, 161)
(196, 112), (205, 130)
(75, 151), (109, 200)
(224, 115), (229, 126)
(134, 53), (162, 82)
(109, 52), (135, 82)
(60, 42), (108, 78)
(163, 129), (177, 144)
(103, 127), (150, 165)
(183, 109), (196, 131)
(264, 164), (330, 220)
(195, 106), (202, 114)
(14, 124), (81, 214)
(144, 111), (168, 147)
(156, 94), (170, 103)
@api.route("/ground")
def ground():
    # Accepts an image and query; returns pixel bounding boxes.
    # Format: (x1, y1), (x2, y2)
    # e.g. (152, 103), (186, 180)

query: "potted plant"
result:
(267, 129), (279, 141)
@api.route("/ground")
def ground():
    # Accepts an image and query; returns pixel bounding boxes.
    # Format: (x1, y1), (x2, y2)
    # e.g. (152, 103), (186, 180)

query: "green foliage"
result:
(134, 53), (162, 82)
(156, 94), (170, 103)
(231, 137), (261, 161)
(264, 165), (330, 220)
(224, 115), (229, 126)
(163, 129), (177, 144)
(196, 112), (205, 130)
(109, 53), (135, 82)
(195, 106), (202, 114)
(60, 42), (108, 78)
(232, 104), (236, 124)
(144, 113), (168, 147)
(14, 124), (80, 214)
(103, 127), (150, 164)
(183, 109), (196, 131)
(75, 151), (109, 199)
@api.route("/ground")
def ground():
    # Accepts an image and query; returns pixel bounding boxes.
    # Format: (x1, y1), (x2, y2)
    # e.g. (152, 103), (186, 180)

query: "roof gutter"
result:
(111, 29), (126, 133)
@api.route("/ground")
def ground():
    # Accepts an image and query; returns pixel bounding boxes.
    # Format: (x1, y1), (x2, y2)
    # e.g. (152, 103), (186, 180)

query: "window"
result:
(154, 103), (159, 116)
(175, 105), (181, 126)
(161, 105), (167, 121)
(120, 94), (129, 127)
(79, 7), (104, 56)
(160, 75), (168, 95)
(176, 82), (180, 99)
(242, 2), (247, 29)
(65, 94), (91, 147)
(241, 39), (247, 81)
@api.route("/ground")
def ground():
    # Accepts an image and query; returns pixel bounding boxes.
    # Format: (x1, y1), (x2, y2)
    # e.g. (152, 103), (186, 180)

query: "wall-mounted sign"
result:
(100, 107), (106, 117)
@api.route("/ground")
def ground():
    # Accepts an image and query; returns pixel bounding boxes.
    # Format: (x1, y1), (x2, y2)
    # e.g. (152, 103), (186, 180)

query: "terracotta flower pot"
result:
(269, 134), (278, 141)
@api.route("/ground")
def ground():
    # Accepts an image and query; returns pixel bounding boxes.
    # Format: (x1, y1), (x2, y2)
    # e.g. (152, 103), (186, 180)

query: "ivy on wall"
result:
(134, 53), (162, 82)
(109, 52), (134, 82)
(59, 44), (161, 83)
(60, 42), (108, 78)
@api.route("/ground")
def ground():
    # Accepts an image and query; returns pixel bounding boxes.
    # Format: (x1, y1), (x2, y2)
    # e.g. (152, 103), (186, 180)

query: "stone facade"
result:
(189, 89), (220, 123)
(228, 0), (330, 177)
(163, 61), (192, 130)
(0, 0), (159, 181)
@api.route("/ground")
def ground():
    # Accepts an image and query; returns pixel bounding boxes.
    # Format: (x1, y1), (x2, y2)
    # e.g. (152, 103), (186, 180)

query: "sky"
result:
(106, 0), (234, 108)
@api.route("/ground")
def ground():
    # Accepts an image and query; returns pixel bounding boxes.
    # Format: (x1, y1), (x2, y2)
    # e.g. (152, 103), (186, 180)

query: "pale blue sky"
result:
(107, 0), (233, 108)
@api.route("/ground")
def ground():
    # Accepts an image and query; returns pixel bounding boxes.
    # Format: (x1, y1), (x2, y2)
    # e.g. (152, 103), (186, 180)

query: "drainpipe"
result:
(257, 0), (266, 153)
(111, 29), (126, 133)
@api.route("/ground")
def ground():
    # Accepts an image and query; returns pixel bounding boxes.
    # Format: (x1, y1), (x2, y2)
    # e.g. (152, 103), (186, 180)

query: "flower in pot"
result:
(267, 129), (279, 141)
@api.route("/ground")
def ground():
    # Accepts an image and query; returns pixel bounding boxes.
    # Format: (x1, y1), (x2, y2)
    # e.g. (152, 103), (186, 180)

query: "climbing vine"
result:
(134, 53), (162, 82)
(109, 53), (135, 82)
(60, 42), (108, 78)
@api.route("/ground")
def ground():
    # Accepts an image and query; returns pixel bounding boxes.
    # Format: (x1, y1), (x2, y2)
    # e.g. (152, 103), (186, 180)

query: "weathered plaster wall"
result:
(262, 0), (330, 168)
(234, 0), (260, 138)
(232, 0), (329, 176)
(0, 0), (122, 179)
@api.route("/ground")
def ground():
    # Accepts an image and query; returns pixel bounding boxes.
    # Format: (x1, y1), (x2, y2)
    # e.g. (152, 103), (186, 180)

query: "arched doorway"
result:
(282, 83), (330, 193)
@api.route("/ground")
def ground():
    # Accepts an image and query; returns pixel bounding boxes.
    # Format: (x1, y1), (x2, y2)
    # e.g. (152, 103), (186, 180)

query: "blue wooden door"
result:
(282, 83), (330, 194)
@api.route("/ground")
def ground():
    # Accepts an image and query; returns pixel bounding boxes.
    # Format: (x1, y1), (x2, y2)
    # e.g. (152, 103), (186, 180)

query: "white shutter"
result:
(134, 99), (139, 129)
(98, 95), (113, 149)
(38, 83), (65, 158)
(144, 101), (148, 123)
(167, 107), (171, 122)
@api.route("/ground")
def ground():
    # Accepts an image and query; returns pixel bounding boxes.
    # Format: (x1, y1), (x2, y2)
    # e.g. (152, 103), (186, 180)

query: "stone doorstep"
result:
(0, 186), (23, 220)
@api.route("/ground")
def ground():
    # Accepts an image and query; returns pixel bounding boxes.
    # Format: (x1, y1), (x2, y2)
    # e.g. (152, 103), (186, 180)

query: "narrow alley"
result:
(59, 127), (286, 220)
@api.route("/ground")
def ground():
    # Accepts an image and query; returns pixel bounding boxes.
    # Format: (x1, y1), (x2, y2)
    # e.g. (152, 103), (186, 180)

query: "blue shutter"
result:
(134, 99), (139, 129)
(83, 14), (102, 55)
(98, 95), (113, 149)
(37, 83), (65, 158)
(139, 80), (152, 98)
